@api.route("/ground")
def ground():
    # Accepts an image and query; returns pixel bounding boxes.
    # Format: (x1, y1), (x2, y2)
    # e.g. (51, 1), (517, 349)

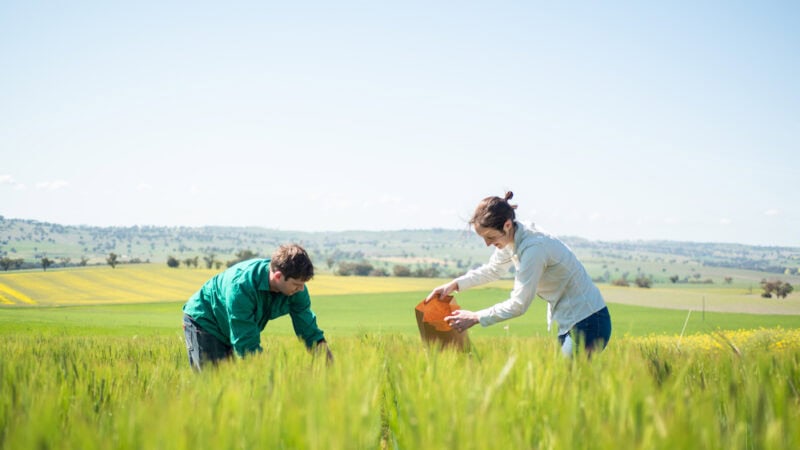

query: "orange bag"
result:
(414, 294), (470, 350)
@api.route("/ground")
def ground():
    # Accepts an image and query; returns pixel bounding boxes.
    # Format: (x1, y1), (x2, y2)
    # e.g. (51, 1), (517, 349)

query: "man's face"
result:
(272, 272), (307, 295)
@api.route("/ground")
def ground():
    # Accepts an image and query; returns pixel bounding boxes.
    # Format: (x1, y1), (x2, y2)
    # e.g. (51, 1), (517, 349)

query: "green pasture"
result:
(1, 289), (798, 340)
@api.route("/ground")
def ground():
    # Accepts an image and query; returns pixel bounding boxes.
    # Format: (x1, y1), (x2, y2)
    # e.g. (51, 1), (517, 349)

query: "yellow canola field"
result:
(0, 283), (36, 305)
(0, 265), (215, 305)
(0, 264), (509, 306)
(632, 327), (800, 353)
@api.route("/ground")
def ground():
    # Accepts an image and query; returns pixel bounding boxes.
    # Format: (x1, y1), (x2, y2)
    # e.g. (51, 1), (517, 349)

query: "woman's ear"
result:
(504, 219), (513, 234)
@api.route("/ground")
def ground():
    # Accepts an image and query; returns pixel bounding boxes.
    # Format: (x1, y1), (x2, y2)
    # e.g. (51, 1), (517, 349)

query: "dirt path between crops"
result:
(600, 286), (800, 316)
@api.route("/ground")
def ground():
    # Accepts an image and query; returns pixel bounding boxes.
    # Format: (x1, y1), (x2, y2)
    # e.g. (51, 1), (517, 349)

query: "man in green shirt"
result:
(182, 244), (332, 371)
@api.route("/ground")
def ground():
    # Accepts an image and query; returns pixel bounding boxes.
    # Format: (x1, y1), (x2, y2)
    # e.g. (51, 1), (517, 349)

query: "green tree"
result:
(778, 282), (795, 298)
(336, 262), (356, 276)
(167, 256), (180, 268)
(634, 275), (652, 288)
(203, 254), (216, 269)
(336, 261), (374, 276)
(107, 253), (119, 269)
(227, 250), (258, 267)
(413, 265), (440, 278)
(761, 279), (794, 299)
(393, 265), (411, 277)
(354, 262), (374, 276)
(612, 277), (629, 287)
(41, 257), (53, 271)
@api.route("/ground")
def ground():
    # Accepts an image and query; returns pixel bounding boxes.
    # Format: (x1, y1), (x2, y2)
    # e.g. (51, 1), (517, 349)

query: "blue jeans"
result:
(559, 307), (612, 356)
(183, 314), (233, 371)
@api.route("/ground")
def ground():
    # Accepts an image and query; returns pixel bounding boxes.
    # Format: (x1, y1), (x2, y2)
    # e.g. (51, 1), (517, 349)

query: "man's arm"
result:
(288, 287), (326, 349)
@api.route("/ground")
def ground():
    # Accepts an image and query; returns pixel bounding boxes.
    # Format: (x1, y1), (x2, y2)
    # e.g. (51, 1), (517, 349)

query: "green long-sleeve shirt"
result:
(182, 258), (324, 356)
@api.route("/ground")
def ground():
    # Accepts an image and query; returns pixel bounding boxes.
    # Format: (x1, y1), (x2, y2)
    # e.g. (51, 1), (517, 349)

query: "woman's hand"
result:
(444, 309), (479, 333)
(424, 281), (459, 303)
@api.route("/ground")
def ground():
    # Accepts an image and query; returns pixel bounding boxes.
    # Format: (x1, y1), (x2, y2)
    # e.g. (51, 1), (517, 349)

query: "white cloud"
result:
(137, 183), (153, 191)
(362, 194), (404, 209)
(310, 192), (353, 211)
(719, 218), (731, 225)
(1, 175), (27, 190)
(35, 180), (69, 191)
(378, 195), (403, 205)
(764, 209), (780, 216)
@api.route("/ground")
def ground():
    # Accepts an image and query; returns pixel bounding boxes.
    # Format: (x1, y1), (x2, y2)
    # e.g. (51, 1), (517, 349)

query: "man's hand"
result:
(444, 309), (479, 333)
(424, 281), (459, 303)
(314, 340), (334, 365)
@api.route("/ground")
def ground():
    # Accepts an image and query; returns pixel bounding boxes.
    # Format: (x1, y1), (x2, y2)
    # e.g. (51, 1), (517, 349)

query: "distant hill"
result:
(1, 216), (798, 280)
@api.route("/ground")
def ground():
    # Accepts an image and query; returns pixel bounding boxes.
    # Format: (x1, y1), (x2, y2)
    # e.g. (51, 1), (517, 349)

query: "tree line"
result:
(0, 253), (143, 271)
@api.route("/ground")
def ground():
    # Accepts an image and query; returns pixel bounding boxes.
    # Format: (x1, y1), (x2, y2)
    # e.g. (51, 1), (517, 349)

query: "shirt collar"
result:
(512, 220), (526, 253)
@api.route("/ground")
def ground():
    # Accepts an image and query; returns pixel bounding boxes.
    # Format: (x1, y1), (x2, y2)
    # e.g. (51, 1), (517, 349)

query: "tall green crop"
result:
(1, 330), (799, 449)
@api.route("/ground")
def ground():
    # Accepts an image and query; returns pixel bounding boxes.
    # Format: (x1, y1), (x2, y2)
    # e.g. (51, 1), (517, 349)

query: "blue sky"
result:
(1, 2), (798, 246)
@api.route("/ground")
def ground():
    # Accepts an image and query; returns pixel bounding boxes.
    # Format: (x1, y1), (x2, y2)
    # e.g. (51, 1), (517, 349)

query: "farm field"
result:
(0, 265), (476, 305)
(1, 265), (799, 449)
(1, 329), (799, 449)
(1, 290), (800, 339)
(2, 264), (800, 316)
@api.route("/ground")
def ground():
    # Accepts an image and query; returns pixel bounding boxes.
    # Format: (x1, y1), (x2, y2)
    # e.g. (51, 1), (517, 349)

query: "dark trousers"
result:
(559, 307), (612, 355)
(183, 314), (233, 371)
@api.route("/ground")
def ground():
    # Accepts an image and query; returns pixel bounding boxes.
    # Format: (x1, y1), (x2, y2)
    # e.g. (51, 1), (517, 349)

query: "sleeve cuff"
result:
(477, 309), (497, 327)
(454, 275), (477, 291)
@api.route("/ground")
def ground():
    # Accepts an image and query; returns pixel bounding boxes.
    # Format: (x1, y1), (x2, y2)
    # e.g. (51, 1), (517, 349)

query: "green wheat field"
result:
(2, 265), (800, 449)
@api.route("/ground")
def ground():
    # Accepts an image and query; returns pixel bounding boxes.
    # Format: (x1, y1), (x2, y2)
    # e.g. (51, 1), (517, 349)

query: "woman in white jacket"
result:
(427, 191), (611, 355)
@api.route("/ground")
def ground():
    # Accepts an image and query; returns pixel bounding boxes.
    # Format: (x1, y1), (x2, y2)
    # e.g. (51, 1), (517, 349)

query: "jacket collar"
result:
(255, 259), (273, 292)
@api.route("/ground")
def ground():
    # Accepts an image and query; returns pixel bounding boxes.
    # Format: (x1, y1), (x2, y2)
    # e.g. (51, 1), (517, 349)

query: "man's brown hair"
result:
(270, 244), (314, 281)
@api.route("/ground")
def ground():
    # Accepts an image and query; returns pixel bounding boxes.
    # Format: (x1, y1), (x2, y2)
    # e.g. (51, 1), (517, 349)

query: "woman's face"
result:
(475, 219), (514, 249)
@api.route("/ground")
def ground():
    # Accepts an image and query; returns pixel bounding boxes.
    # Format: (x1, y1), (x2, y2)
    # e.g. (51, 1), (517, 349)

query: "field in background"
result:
(2, 264), (799, 317)
(2, 287), (799, 340)
(0, 264), (480, 306)
(3, 217), (799, 288)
